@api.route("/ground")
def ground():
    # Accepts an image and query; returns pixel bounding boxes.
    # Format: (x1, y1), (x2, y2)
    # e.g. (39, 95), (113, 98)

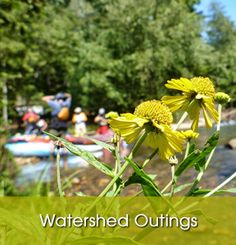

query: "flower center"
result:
(191, 77), (215, 97)
(134, 100), (173, 125)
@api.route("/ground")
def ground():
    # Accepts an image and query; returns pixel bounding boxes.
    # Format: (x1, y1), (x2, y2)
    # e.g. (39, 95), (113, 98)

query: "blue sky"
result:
(196, 0), (236, 24)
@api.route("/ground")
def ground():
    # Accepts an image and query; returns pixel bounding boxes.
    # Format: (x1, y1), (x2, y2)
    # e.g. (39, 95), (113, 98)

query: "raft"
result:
(5, 142), (103, 157)
(5, 131), (114, 157)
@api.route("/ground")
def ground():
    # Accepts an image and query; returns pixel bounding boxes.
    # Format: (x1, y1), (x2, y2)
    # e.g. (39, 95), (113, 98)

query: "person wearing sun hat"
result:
(72, 107), (88, 136)
(42, 92), (71, 136)
(94, 108), (109, 135)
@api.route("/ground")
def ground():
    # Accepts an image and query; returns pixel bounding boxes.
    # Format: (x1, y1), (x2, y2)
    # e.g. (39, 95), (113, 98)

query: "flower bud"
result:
(181, 130), (199, 140)
(215, 92), (231, 104)
(169, 156), (178, 166)
(105, 111), (119, 119)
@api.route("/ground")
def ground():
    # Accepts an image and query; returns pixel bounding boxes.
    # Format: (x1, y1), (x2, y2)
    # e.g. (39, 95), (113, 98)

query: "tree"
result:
(206, 1), (236, 104)
(0, 0), (81, 120)
(68, 0), (206, 111)
(1, 0), (235, 123)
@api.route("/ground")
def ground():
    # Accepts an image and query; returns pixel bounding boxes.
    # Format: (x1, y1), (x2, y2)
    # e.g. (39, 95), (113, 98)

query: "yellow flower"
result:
(162, 77), (218, 131)
(108, 100), (185, 160)
(181, 130), (199, 140)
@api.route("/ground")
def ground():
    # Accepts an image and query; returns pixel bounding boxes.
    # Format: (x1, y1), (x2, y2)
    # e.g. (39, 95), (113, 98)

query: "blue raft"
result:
(5, 142), (103, 157)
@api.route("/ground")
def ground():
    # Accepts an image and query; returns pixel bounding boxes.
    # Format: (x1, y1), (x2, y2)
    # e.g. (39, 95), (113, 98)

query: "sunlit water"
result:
(16, 124), (236, 191)
(134, 124), (236, 191)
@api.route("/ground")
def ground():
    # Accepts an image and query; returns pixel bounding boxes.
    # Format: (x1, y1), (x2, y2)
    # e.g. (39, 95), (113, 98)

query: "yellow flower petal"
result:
(109, 113), (148, 144)
(203, 98), (218, 122)
(187, 100), (200, 131)
(202, 104), (213, 128)
(162, 95), (189, 112)
(164, 76), (217, 131)
(165, 77), (193, 93)
(144, 124), (185, 160)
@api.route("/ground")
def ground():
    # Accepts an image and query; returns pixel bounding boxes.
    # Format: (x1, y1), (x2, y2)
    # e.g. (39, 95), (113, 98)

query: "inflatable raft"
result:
(5, 141), (103, 157)
(5, 132), (114, 157)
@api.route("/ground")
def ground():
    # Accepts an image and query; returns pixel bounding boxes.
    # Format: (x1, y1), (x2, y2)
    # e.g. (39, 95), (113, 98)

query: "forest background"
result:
(1, 0), (236, 124)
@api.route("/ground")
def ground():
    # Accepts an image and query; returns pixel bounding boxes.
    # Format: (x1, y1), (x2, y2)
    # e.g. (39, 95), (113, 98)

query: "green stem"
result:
(216, 104), (222, 131)
(0, 180), (4, 197)
(112, 137), (121, 193)
(56, 146), (63, 197)
(82, 132), (147, 217)
(141, 148), (158, 168)
(186, 104), (222, 196)
(103, 186), (123, 215)
(160, 112), (188, 195)
(186, 172), (203, 196)
(152, 112), (188, 195)
(114, 137), (121, 174)
(204, 171), (236, 197)
(203, 104), (222, 171)
(173, 111), (188, 130)
(184, 141), (190, 159)
(98, 131), (147, 198)
(170, 165), (175, 197)
(161, 180), (172, 193)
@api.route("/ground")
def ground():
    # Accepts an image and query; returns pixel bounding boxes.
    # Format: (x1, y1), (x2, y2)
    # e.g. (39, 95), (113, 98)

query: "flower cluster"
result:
(162, 77), (218, 131)
(109, 100), (185, 160)
(108, 76), (230, 161)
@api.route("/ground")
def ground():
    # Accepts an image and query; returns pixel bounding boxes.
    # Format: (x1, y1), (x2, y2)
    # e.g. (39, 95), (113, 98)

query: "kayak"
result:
(5, 142), (103, 157)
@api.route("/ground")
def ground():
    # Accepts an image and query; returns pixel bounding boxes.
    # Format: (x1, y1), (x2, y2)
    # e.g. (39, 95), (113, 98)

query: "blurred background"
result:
(0, 0), (236, 196)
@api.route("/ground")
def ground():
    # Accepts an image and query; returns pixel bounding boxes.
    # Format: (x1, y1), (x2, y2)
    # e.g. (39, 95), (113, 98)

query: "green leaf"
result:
(84, 136), (115, 154)
(192, 188), (236, 196)
(44, 131), (115, 178)
(188, 143), (196, 154)
(195, 132), (219, 170)
(172, 183), (193, 194)
(184, 209), (218, 224)
(175, 150), (201, 179)
(70, 236), (142, 245)
(124, 158), (162, 197)
(175, 132), (219, 179)
(35, 163), (50, 196)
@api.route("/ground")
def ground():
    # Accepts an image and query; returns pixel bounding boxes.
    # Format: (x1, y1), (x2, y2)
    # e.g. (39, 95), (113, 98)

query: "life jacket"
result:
(23, 112), (39, 123)
(57, 107), (70, 121)
(72, 112), (87, 124)
(28, 114), (39, 123)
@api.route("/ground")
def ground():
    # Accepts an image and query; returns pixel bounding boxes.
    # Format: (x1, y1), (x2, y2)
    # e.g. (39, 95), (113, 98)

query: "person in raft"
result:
(42, 92), (71, 136)
(22, 108), (48, 135)
(94, 108), (109, 135)
(22, 107), (40, 135)
(72, 107), (88, 136)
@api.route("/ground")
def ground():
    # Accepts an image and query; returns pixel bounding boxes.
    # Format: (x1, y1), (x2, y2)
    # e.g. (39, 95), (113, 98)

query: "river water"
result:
(133, 124), (236, 194)
(15, 124), (236, 194)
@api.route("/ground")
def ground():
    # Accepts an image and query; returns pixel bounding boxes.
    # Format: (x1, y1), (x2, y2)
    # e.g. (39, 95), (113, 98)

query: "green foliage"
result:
(0, 142), (19, 195)
(45, 131), (115, 178)
(1, 0), (236, 118)
(125, 158), (162, 197)
(175, 132), (219, 179)
(206, 2), (236, 103)
(69, 0), (206, 111)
